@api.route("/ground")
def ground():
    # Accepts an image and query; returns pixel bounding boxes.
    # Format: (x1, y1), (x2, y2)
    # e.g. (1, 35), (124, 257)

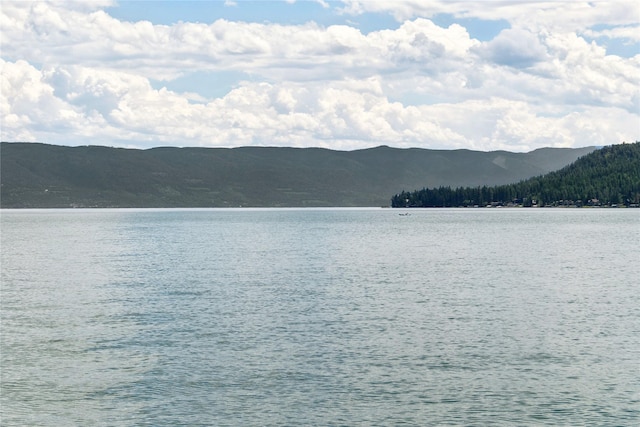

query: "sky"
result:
(1, 1), (639, 152)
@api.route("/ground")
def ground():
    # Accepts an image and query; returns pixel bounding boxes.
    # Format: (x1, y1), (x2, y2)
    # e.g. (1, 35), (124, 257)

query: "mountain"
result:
(392, 142), (640, 208)
(0, 142), (596, 208)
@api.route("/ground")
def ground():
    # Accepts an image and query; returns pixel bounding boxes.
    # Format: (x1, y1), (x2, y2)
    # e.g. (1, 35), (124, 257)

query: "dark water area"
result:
(1, 208), (638, 425)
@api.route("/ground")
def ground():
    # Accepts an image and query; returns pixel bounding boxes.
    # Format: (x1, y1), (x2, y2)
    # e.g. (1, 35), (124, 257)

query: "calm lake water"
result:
(1, 208), (638, 426)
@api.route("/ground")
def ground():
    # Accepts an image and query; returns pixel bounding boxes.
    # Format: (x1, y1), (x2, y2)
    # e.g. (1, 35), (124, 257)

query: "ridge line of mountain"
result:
(0, 141), (597, 208)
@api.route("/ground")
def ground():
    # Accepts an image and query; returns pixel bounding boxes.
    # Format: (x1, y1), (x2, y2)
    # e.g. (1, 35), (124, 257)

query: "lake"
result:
(1, 208), (638, 426)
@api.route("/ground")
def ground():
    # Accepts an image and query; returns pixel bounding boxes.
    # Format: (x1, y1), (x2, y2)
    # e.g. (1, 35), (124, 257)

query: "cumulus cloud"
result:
(476, 28), (548, 68)
(3, 58), (637, 152)
(339, 0), (640, 32)
(582, 24), (640, 43)
(1, 1), (638, 151)
(1, 4), (476, 82)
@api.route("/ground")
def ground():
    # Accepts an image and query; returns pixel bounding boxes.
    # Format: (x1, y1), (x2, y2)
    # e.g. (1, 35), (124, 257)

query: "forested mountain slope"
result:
(1, 142), (596, 208)
(392, 142), (640, 208)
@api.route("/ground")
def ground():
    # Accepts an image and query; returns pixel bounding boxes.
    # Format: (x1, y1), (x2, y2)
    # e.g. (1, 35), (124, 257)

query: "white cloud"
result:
(582, 24), (640, 42)
(1, 1), (638, 151)
(339, 1), (640, 32)
(476, 28), (549, 68)
(0, 3), (476, 80)
(1, 60), (77, 135)
(3, 59), (636, 152)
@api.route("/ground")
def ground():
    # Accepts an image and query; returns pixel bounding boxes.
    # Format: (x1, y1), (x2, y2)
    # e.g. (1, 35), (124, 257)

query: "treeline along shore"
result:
(392, 142), (640, 208)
